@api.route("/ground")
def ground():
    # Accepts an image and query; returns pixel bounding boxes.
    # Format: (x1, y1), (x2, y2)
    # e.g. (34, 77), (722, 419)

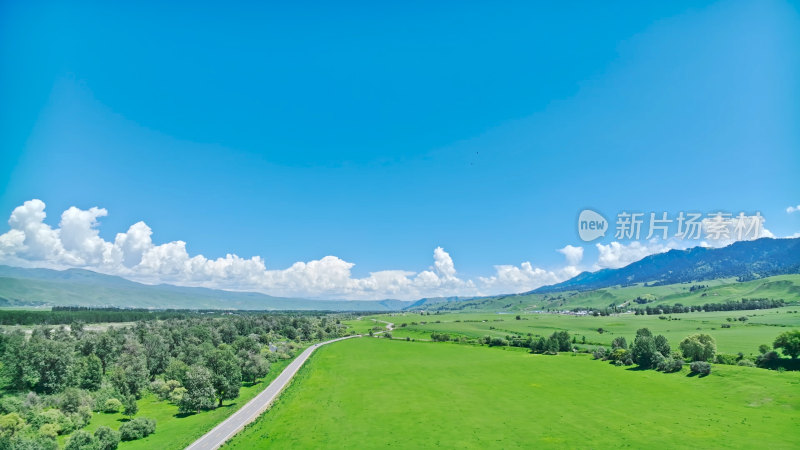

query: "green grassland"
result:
(425, 274), (800, 312)
(226, 338), (800, 449)
(365, 307), (800, 355)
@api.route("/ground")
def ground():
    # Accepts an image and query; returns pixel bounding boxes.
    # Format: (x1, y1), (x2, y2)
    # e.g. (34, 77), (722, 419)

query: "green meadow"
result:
(429, 275), (800, 312)
(368, 307), (800, 355)
(226, 338), (800, 449)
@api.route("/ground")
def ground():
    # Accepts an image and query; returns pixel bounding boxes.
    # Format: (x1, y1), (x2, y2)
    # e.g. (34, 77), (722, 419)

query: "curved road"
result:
(185, 335), (359, 450)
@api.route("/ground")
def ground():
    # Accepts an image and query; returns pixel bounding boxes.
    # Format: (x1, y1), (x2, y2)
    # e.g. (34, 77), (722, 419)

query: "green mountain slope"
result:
(418, 274), (800, 312)
(0, 266), (412, 311)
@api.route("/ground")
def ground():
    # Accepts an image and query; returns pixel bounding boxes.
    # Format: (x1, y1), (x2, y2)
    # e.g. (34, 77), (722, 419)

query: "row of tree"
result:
(632, 298), (786, 315)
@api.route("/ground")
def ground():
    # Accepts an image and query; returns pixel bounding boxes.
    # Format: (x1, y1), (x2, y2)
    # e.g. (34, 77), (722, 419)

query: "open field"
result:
(423, 274), (800, 312)
(226, 338), (800, 449)
(366, 307), (800, 355)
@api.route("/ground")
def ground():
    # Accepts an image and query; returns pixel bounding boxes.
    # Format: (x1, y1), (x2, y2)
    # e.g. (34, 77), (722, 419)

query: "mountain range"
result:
(533, 237), (800, 294)
(0, 237), (797, 311)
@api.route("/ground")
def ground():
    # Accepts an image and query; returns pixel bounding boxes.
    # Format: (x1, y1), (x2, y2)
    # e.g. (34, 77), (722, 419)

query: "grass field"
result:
(364, 307), (800, 355)
(425, 274), (800, 312)
(225, 338), (800, 449)
(56, 353), (300, 449)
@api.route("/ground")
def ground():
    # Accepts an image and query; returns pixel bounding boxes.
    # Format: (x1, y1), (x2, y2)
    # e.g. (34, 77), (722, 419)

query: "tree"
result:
(95, 333), (116, 375)
(103, 398), (123, 413)
(680, 334), (716, 361)
(7, 334), (75, 394)
(94, 426), (121, 450)
(636, 328), (652, 338)
(611, 337), (627, 350)
(110, 339), (149, 398)
(0, 413), (26, 437)
(165, 359), (190, 385)
(593, 347), (607, 360)
(206, 345), (242, 406)
(179, 366), (216, 413)
(631, 334), (658, 369)
(143, 334), (170, 379)
(240, 352), (270, 383)
(39, 423), (60, 440)
(544, 337), (559, 354)
(80, 355), (104, 390)
(551, 331), (571, 351)
(654, 335), (670, 357)
(122, 395), (138, 418)
(65, 430), (98, 450)
(773, 330), (800, 359)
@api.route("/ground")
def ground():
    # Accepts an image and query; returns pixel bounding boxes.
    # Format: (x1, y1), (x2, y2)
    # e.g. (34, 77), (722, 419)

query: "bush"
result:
(608, 348), (629, 362)
(714, 354), (739, 365)
(737, 359), (756, 367)
(65, 430), (98, 450)
(657, 357), (683, 373)
(680, 334), (716, 362)
(38, 423), (60, 439)
(95, 426), (121, 450)
(103, 398), (123, 413)
(91, 385), (119, 413)
(488, 337), (508, 347)
(690, 361), (711, 375)
(592, 347), (607, 360)
(149, 379), (166, 397)
(756, 351), (781, 369)
(119, 417), (156, 441)
(169, 387), (187, 404)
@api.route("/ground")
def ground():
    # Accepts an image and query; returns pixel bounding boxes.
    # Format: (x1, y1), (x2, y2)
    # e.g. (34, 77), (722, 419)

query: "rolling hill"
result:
(0, 266), (413, 311)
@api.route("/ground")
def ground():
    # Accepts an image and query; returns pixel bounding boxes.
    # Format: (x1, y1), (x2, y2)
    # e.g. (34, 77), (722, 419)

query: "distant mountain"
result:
(534, 237), (800, 294)
(0, 266), (413, 311)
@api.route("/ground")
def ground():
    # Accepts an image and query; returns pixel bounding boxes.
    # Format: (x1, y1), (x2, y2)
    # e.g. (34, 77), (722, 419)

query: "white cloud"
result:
(0, 200), (791, 301)
(594, 240), (675, 270)
(787, 204), (800, 214)
(557, 245), (584, 266)
(0, 200), (485, 300)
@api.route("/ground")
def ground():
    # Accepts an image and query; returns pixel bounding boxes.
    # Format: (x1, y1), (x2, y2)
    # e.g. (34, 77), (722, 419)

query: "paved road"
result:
(185, 335), (359, 450)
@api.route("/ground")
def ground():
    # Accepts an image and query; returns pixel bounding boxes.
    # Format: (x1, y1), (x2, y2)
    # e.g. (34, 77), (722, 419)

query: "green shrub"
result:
(657, 357), (683, 373)
(714, 354), (738, 365)
(103, 398), (123, 413)
(38, 423), (60, 439)
(592, 347), (606, 360)
(119, 417), (156, 441)
(689, 361), (711, 375)
(488, 337), (507, 347)
(95, 425), (121, 450)
(65, 430), (98, 450)
(737, 359), (756, 367)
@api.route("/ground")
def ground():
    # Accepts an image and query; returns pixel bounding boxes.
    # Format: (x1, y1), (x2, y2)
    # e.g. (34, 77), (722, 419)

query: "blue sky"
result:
(1, 0), (798, 299)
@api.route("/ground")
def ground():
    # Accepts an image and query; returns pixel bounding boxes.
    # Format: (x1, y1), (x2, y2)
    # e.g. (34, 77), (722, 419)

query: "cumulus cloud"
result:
(594, 240), (675, 270)
(787, 204), (800, 214)
(479, 245), (584, 294)
(0, 200), (486, 299)
(0, 200), (789, 300)
(557, 245), (584, 266)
